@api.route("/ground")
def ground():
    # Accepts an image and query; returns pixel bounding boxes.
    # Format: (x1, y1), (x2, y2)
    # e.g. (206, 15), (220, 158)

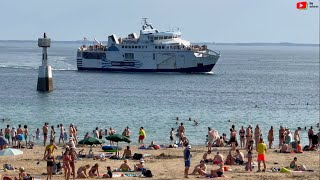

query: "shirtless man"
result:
(245, 125), (253, 148)
(119, 159), (132, 171)
(294, 127), (301, 142)
(178, 123), (185, 141)
(213, 152), (224, 164)
(239, 126), (246, 149)
(17, 124), (23, 135)
(267, 126), (274, 149)
(279, 126), (285, 148)
(43, 123), (49, 146)
(254, 124), (261, 147)
(5, 125), (11, 144)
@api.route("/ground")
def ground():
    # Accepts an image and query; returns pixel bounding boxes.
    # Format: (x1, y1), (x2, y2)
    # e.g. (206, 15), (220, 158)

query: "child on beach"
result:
(35, 128), (40, 140)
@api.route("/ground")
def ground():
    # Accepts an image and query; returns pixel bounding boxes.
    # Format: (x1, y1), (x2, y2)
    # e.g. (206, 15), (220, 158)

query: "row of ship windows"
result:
(150, 35), (180, 40)
(121, 45), (185, 49)
(122, 46), (147, 49)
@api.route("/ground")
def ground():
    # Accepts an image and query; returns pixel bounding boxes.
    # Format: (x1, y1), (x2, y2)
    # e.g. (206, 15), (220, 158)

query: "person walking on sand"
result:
(138, 127), (146, 144)
(184, 145), (192, 178)
(256, 138), (267, 172)
(43, 122), (49, 146)
(267, 126), (274, 149)
(246, 140), (254, 171)
(239, 126), (246, 149)
(63, 148), (71, 180)
(45, 148), (55, 180)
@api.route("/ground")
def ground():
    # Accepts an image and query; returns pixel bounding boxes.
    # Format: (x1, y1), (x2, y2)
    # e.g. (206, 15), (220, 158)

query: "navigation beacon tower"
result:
(37, 33), (53, 92)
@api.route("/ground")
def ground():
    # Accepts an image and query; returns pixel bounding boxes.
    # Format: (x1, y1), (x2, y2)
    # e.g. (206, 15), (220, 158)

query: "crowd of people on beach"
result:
(0, 119), (319, 179)
(178, 120), (320, 178)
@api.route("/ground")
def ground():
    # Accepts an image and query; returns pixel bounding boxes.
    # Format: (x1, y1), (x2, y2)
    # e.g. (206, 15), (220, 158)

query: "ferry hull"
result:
(78, 64), (215, 73)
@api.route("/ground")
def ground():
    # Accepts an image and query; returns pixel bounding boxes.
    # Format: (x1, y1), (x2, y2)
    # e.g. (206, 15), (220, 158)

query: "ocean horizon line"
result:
(0, 40), (319, 47)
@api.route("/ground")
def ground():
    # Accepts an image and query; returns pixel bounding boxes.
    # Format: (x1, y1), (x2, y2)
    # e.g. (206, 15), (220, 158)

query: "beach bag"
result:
(144, 170), (153, 177)
(133, 153), (143, 160)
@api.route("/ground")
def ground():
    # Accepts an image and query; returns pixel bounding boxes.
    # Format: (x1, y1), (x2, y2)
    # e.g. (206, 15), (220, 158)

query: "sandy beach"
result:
(0, 144), (319, 180)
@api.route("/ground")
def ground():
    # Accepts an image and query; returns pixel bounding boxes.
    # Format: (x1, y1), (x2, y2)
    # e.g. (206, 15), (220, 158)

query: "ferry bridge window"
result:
(138, 46), (141, 48)
(125, 46), (127, 48)
(145, 46), (147, 48)
(155, 46), (158, 49)
(164, 36), (168, 39)
(135, 46), (137, 48)
(154, 37), (159, 40)
(162, 46), (164, 49)
(159, 36), (163, 40)
(168, 36), (172, 39)
(83, 52), (106, 59)
(122, 46), (124, 48)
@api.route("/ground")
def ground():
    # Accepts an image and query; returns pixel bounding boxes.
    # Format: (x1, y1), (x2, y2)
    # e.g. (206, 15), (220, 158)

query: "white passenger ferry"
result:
(77, 19), (221, 73)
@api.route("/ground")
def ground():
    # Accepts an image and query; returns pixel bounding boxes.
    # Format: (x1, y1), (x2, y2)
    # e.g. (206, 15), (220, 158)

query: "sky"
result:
(1, 0), (319, 43)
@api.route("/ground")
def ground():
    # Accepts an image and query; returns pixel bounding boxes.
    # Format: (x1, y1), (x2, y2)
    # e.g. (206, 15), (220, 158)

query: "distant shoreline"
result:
(0, 40), (319, 47)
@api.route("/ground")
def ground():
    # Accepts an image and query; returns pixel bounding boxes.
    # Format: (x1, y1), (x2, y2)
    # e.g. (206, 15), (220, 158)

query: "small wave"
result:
(53, 68), (77, 71)
(0, 65), (77, 71)
(0, 65), (37, 70)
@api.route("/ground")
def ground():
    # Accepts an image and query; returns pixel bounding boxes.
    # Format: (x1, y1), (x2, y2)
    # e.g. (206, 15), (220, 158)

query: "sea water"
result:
(0, 41), (319, 146)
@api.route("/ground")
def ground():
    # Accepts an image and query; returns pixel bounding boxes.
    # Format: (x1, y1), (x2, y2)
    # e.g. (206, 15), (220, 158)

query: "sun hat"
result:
(19, 167), (25, 172)
(140, 159), (145, 163)
(187, 145), (191, 149)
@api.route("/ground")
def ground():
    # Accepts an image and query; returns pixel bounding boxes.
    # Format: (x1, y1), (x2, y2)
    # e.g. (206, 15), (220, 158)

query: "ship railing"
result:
(79, 45), (107, 51)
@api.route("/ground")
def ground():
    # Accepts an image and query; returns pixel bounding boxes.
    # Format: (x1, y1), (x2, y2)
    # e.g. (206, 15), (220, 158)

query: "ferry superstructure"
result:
(77, 19), (221, 73)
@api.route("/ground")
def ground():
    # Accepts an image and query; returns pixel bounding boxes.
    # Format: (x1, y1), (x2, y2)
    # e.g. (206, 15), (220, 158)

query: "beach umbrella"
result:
(105, 134), (131, 157)
(0, 148), (23, 156)
(0, 136), (8, 146)
(105, 134), (131, 143)
(78, 137), (105, 145)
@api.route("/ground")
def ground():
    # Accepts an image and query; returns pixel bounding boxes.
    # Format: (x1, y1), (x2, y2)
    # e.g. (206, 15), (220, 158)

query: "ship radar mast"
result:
(142, 18), (154, 30)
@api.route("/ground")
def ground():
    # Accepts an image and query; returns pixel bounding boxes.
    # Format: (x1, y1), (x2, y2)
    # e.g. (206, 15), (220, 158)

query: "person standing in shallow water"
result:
(254, 124), (261, 147)
(268, 126), (274, 149)
(138, 127), (146, 144)
(43, 122), (49, 146)
(239, 126), (245, 149)
(245, 125), (253, 148)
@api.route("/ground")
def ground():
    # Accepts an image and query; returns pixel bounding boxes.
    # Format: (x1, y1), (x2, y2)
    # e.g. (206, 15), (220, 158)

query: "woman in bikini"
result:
(239, 126), (246, 149)
(89, 163), (100, 177)
(209, 162), (224, 177)
(246, 140), (254, 171)
(69, 148), (77, 179)
(63, 149), (71, 180)
(46, 148), (55, 180)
